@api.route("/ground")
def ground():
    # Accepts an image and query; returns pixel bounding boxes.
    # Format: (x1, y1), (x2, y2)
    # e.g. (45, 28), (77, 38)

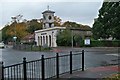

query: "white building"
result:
(35, 8), (66, 47)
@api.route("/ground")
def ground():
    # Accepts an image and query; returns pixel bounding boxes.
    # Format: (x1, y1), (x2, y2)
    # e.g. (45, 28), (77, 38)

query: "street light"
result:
(11, 14), (23, 48)
(11, 16), (17, 47)
(71, 30), (73, 49)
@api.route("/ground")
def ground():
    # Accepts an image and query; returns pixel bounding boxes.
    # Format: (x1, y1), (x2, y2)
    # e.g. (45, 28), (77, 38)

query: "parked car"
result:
(0, 42), (5, 48)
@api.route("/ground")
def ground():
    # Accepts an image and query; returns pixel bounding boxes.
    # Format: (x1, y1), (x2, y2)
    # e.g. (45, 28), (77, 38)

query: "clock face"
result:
(48, 16), (52, 20)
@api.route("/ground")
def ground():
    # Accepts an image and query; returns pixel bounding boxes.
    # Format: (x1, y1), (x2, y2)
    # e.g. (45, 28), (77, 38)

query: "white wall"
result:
(35, 29), (58, 47)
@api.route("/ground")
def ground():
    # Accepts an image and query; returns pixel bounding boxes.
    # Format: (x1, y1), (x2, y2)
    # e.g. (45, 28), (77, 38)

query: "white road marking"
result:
(105, 54), (119, 56)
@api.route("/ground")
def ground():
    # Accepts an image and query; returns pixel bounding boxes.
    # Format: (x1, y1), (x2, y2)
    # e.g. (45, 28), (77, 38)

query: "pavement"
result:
(57, 65), (119, 80)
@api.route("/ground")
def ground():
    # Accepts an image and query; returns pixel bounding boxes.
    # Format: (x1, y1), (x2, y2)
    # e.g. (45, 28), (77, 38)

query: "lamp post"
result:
(11, 14), (23, 48)
(71, 30), (73, 49)
(11, 16), (17, 47)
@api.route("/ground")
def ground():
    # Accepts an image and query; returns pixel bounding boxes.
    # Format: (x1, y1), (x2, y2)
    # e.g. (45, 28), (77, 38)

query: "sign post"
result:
(13, 36), (17, 48)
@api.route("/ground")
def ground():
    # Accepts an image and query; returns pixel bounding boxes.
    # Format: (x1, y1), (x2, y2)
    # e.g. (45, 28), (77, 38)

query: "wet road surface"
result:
(1, 46), (119, 68)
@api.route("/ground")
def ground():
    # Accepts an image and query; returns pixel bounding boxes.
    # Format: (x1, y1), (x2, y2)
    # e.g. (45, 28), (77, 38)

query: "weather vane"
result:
(47, 5), (49, 10)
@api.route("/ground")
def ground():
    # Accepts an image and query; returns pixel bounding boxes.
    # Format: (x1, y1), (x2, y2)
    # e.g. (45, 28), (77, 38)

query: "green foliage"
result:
(56, 29), (84, 47)
(74, 34), (83, 46)
(62, 21), (91, 30)
(56, 30), (72, 46)
(27, 19), (42, 34)
(2, 25), (13, 43)
(1, 19), (43, 43)
(62, 21), (80, 28)
(103, 73), (120, 80)
(91, 40), (120, 47)
(54, 16), (62, 26)
(92, 1), (120, 40)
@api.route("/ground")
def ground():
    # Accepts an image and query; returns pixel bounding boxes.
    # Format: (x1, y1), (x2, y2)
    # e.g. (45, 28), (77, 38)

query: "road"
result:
(1, 46), (119, 68)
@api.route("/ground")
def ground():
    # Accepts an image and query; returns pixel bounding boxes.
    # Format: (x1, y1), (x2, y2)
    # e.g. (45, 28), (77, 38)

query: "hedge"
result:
(85, 40), (120, 47)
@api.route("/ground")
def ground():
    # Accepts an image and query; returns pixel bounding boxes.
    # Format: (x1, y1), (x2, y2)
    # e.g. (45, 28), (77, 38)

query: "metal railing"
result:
(2, 50), (84, 80)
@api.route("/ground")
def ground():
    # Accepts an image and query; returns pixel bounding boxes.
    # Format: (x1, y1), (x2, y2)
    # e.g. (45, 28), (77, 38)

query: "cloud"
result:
(1, 0), (103, 2)
(0, 1), (103, 29)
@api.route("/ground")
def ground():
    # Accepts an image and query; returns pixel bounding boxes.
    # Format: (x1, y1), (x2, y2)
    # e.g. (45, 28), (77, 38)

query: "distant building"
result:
(35, 8), (66, 47)
(22, 34), (34, 43)
(35, 7), (92, 47)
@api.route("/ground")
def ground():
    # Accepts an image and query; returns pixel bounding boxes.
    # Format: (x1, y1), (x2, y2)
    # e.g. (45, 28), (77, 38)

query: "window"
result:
(46, 36), (48, 45)
(48, 16), (52, 20)
(49, 35), (51, 47)
(49, 23), (52, 27)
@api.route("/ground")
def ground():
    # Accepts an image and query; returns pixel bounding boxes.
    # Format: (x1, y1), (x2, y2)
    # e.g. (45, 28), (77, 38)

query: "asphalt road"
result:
(1, 46), (119, 68)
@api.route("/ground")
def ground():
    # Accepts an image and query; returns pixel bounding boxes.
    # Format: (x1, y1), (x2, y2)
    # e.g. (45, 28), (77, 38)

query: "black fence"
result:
(2, 50), (84, 80)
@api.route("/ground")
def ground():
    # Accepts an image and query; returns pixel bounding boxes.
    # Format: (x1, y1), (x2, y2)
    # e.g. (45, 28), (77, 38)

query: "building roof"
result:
(35, 27), (66, 33)
(22, 34), (34, 40)
(42, 10), (55, 14)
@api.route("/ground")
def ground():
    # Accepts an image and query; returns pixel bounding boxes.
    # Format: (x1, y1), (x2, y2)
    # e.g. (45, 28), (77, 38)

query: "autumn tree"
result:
(54, 16), (62, 26)
(5, 22), (29, 41)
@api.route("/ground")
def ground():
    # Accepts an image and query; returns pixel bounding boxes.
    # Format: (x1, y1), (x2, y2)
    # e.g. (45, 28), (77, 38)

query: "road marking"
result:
(105, 54), (119, 56)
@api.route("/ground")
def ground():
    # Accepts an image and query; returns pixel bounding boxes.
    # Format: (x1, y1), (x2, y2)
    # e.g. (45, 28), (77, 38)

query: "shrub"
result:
(90, 40), (120, 47)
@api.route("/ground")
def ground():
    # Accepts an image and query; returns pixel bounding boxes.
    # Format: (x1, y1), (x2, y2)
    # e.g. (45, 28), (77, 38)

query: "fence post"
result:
(82, 50), (84, 71)
(41, 55), (45, 80)
(70, 51), (72, 74)
(1, 62), (4, 80)
(56, 53), (59, 78)
(23, 57), (27, 80)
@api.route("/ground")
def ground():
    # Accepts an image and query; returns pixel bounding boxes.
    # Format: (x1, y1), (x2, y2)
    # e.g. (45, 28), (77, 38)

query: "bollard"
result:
(56, 53), (59, 78)
(23, 57), (27, 80)
(82, 50), (84, 71)
(70, 51), (72, 74)
(1, 62), (4, 80)
(41, 55), (45, 80)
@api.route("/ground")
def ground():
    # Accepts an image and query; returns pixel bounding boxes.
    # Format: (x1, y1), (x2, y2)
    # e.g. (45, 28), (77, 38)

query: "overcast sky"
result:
(0, 0), (104, 29)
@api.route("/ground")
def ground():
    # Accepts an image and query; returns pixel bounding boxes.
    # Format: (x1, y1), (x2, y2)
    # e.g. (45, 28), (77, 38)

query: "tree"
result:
(56, 30), (72, 46)
(2, 25), (12, 43)
(27, 19), (43, 34)
(62, 21), (91, 30)
(92, 1), (120, 40)
(5, 22), (29, 41)
(54, 16), (62, 26)
(62, 21), (80, 28)
(56, 21), (91, 46)
(56, 29), (83, 46)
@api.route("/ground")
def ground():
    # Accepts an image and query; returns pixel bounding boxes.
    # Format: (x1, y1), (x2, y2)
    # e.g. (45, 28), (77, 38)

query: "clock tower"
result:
(42, 6), (55, 29)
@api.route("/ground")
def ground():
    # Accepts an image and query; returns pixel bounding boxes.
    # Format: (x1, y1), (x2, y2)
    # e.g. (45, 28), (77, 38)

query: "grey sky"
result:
(0, 0), (104, 29)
